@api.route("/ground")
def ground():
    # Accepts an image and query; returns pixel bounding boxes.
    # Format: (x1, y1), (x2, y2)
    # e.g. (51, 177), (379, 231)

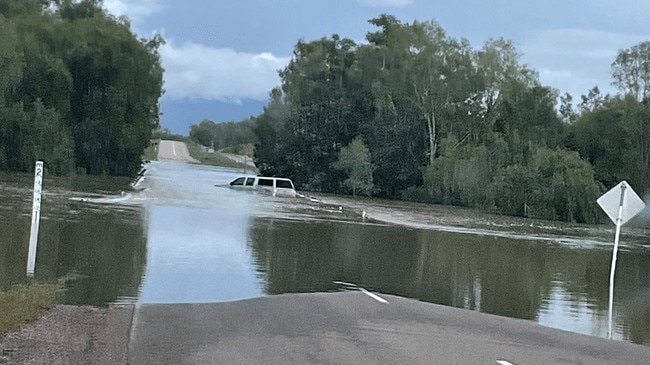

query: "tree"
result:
(272, 34), (367, 190)
(333, 137), (375, 196)
(611, 41), (650, 101)
(189, 120), (215, 147)
(0, 0), (164, 176)
(559, 92), (578, 124)
(366, 18), (475, 163)
(58, 2), (164, 175)
(578, 86), (608, 113)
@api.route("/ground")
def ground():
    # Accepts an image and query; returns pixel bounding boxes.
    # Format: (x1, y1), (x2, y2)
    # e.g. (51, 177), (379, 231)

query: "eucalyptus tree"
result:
(275, 34), (369, 190)
(474, 38), (538, 131)
(366, 16), (481, 163)
(578, 86), (609, 114)
(611, 41), (650, 101)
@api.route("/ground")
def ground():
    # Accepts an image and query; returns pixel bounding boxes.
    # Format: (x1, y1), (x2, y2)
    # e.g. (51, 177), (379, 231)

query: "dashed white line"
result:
(359, 287), (389, 304)
(172, 142), (177, 156)
(496, 360), (514, 365)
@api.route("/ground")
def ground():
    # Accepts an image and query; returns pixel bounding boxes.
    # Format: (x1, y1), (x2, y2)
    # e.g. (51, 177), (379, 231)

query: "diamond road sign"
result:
(597, 181), (645, 225)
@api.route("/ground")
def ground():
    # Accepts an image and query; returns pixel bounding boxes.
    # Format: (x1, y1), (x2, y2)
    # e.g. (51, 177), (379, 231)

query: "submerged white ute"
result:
(229, 176), (297, 197)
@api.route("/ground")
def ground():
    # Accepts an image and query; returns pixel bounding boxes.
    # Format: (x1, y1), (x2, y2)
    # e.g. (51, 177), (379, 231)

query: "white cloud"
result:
(103, 0), (164, 23)
(357, 0), (413, 7)
(160, 40), (291, 102)
(520, 28), (650, 98)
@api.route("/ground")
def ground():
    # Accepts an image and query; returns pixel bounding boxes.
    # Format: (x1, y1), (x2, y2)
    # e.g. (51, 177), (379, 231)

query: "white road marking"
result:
(359, 287), (389, 304)
(333, 281), (357, 287)
(172, 142), (177, 156)
(496, 360), (514, 365)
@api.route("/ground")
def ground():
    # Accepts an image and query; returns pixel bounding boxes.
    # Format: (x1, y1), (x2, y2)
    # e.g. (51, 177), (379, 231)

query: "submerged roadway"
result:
(129, 141), (650, 364)
(1, 141), (648, 364)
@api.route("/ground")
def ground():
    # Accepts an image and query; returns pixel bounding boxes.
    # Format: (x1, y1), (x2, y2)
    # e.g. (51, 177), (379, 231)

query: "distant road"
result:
(157, 140), (199, 163)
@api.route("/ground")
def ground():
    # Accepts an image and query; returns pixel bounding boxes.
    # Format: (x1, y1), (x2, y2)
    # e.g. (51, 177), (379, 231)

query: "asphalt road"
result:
(157, 140), (199, 163)
(128, 291), (650, 365)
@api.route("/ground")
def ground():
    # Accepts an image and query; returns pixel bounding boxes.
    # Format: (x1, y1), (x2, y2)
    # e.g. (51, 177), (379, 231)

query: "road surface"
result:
(129, 292), (649, 364)
(157, 140), (199, 163)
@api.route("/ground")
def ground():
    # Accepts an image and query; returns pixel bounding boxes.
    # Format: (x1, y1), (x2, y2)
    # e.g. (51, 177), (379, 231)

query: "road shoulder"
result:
(0, 304), (134, 365)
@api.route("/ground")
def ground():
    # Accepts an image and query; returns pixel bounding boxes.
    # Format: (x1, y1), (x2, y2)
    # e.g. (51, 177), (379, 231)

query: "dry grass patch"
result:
(0, 284), (59, 337)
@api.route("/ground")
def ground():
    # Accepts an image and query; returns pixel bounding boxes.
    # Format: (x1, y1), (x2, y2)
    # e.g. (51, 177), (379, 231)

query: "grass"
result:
(185, 141), (257, 172)
(0, 283), (59, 337)
(221, 143), (254, 157)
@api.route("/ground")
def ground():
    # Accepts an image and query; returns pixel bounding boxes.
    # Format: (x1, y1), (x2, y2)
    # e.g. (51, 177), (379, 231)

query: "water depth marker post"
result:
(26, 161), (44, 277)
(596, 180), (645, 339)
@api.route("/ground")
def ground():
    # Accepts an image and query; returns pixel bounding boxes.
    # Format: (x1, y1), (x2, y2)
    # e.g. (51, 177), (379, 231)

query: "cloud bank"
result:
(521, 28), (650, 98)
(160, 40), (291, 102)
(103, 0), (164, 22)
(357, 0), (413, 7)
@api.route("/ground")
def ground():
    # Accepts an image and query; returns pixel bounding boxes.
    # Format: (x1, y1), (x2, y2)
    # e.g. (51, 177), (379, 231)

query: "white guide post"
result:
(607, 183), (625, 339)
(596, 181), (645, 340)
(26, 161), (44, 277)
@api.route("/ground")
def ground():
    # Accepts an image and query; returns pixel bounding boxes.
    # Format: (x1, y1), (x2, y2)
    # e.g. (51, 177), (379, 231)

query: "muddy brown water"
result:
(1, 161), (649, 345)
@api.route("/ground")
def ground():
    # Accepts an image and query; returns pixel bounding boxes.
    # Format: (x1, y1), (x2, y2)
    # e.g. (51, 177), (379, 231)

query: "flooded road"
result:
(1, 161), (649, 345)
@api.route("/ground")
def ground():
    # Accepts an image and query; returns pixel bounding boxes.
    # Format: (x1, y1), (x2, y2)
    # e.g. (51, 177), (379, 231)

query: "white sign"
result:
(596, 180), (646, 339)
(597, 181), (645, 225)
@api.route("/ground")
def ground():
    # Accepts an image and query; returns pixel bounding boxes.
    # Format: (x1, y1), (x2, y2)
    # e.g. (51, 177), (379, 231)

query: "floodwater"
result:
(1, 161), (649, 345)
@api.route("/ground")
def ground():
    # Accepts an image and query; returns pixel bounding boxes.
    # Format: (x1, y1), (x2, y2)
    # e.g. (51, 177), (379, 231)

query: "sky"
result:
(103, 0), (650, 135)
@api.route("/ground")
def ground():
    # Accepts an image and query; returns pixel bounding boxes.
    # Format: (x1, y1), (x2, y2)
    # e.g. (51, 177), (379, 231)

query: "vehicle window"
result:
(230, 177), (245, 186)
(258, 178), (273, 186)
(276, 179), (294, 189)
(245, 178), (255, 186)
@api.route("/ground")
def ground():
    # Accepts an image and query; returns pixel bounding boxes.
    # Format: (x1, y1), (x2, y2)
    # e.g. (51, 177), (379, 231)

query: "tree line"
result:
(246, 14), (650, 224)
(0, 0), (163, 176)
(189, 118), (256, 151)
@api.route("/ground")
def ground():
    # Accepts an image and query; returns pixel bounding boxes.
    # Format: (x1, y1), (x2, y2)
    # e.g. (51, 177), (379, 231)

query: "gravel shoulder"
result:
(0, 305), (134, 365)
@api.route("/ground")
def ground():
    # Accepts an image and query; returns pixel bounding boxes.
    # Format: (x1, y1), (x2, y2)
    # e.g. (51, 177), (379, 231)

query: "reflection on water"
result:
(245, 218), (650, 343)
(138, 205), (262, 303)
(1, 162), (649, 345)
(0, 172), (146, 305)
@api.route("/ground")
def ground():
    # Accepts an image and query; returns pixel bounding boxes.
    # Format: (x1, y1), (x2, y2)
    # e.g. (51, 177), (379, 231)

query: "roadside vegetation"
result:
(185, 141), (256, 172)
(189, 15), (650, 224)
(187, 15), (650, 224)
(0, 0), (164, 177)
(141, 140), (159, 162)
(0, 284), (59, 337)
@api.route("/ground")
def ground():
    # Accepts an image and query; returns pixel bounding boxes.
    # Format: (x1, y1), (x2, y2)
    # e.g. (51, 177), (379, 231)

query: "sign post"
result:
(26, 161), (44, 277)
(596, 181), (645, 339)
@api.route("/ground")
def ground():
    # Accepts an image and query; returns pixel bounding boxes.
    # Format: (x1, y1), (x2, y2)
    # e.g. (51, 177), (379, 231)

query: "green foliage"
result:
(569, 95), (650, 193)
(185, 141), (256, 172)
(0, 0), (164, 177)
(425, 135), (494, 207)
(189, 118), (256, 150)
(492, 146), (603, 223)
(251, 16), (650, 223)
(151, 127), (186, 142)
(611, 41), (650, 101)
(333, 137), (375, 196)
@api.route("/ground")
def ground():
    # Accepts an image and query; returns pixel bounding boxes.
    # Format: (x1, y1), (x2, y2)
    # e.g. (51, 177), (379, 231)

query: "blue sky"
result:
(104, 0), (650, 134)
